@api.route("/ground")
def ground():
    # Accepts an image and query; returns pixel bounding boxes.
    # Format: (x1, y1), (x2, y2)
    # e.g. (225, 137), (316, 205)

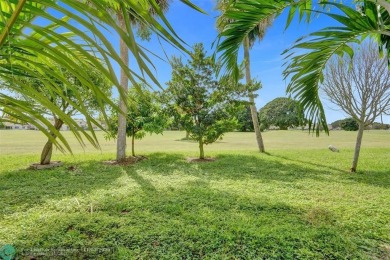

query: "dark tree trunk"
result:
(116, 10), (129, 161)
(199, 138), (205, 159)
(131, 132), (135, 157)
(40, 118), (63, 165)
(244, 37), (265, 153)
(351, 121), (365, 172)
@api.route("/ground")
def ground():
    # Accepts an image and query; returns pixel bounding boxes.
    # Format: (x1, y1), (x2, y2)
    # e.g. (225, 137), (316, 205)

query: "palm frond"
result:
(0, 0), (199, 153)
(283, 2), (390, 134)
(215, 0), (312, 79)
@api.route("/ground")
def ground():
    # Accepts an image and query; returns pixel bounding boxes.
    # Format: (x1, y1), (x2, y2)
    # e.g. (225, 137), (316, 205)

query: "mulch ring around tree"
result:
(29, 161), (63, 170)
(103, 156), (147, 166)
(186, 157), (216, 163)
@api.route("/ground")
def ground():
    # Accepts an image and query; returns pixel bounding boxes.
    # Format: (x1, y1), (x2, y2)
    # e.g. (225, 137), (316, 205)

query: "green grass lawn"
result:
(0, 130), (389, 259)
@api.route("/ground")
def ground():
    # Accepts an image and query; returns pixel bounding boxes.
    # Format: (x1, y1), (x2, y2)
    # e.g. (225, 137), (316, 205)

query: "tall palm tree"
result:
(0, 0), (194, 153)
(118, 1), (170, 161)
(89, 0), (170, 161)
(217, 0), (273, 153)
(216, 0), (390, 134)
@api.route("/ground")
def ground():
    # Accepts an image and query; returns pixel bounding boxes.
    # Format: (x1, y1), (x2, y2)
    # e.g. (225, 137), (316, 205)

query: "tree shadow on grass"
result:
(3, 152), (387, 259)
(269, 153), (348, 174)
(10, 180), (371, 259)
(268, 153), (390, 188)
(138, 152), (390, 189)
(137, 152), (334, 184)
(127, 170), (157, 193)
(0, 160), (126, 216)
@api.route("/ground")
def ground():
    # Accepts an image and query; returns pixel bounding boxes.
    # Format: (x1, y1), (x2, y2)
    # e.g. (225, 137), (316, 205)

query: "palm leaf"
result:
(0, 0), (199, 153)
(283, 2), (390, 134)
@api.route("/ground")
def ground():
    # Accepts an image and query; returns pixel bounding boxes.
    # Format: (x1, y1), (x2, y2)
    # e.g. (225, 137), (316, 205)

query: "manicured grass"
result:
(0, 130), (389, 259)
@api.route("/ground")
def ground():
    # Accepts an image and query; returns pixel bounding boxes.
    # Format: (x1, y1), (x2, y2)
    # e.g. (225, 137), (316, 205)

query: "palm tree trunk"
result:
(116, 11), (129, 161)
(351, 121), (365, 172)
(40, 118), (63, 165)
(244, 37), (265, 153)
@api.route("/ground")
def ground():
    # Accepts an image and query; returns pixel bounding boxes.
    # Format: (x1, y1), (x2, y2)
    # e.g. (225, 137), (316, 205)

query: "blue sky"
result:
(118, 0), (388, 124)
(27, 0), (389, 124)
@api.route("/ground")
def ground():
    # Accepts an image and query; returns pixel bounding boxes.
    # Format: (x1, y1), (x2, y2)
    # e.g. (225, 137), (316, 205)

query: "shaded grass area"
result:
(0, 148), (389, 259)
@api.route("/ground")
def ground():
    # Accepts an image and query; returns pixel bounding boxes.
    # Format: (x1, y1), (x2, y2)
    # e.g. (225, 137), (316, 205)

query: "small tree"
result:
(259, 97), (304, 130)
(166, 43), (239, 159)
(322, 42), (390, 172)
(106, 85), (169, 157)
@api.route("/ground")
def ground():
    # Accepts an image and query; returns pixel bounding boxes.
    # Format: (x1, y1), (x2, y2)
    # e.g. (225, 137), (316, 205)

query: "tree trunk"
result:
(131, 132), (135, 157)
(116, 11), (129, 162)
(244, 37), (265, 153)
(351, 121), (365, 172)
(199, 138), (205, 159)
(185, 131), (189, 139)
(40, 118), (63, 165)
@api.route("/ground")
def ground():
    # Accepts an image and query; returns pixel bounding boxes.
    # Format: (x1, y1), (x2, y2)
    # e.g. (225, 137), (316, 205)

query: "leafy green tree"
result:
(259, 97), (304, 130)
(216, 0), (390, 134)
(236, 105), (257, 132)
(166, 43), (240, 159)
(3, 61), (111, 165)
(106, 85), (169, 157)
(216, 0), (273, 152)
(340, 118), (359, 131)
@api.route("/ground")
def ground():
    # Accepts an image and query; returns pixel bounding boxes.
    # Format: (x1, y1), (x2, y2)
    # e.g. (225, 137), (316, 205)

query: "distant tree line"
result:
(331, 118), (390, 131)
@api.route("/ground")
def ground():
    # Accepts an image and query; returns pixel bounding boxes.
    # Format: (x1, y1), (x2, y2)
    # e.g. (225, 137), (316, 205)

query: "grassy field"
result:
(0, 130), (389, 259)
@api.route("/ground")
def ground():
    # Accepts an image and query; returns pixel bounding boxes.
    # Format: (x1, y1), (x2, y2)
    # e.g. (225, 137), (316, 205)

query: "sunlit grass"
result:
(0, 130), (389, 258)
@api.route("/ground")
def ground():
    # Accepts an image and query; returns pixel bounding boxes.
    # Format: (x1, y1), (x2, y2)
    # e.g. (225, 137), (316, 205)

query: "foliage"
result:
(105, 85), (169, 156)
(2, 59), (111, 164)
(216, 0), (271, 153)
(340, 118), (359, 131)
(0, 0), (200, 153)
(331, 118), (359, 130)
(330, 119), (346, 129)
(369, 122), (390, 130)
(1, 130), (389, 258)
(3, 60), (111, 120)
(259, 97), (304, 130)
(166, 43), (240, 159)
(215, 0), (390, 134)
(236, 105), (256, 132)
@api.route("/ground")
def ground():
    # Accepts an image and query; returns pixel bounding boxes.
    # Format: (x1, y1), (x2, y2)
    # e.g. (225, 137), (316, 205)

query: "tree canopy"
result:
(259, 97), (304, 130)
(105, 85), (169, 157)
(215, 0), (390, 134)
(166, 43), (240, 159)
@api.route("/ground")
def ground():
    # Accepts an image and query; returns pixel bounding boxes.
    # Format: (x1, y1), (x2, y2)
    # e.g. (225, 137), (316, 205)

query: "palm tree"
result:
(0, 0), (192, 154)
(117, 1), (170, 161)
(217, 0), (273, 152)
(216, 0), (390, 134)
(86, 0), (170, 161)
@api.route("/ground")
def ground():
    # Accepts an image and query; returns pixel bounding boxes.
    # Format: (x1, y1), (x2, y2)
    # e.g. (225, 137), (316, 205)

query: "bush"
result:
(340, 118), (359, 131)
